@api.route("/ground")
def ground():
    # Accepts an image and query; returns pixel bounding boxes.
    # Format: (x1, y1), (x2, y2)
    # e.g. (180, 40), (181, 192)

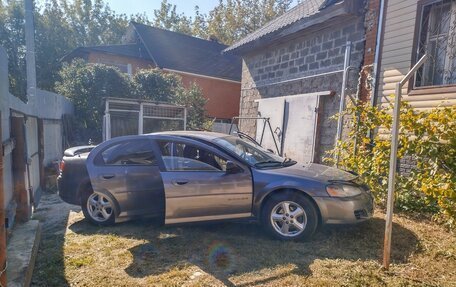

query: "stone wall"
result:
(239, 16), (366, 162)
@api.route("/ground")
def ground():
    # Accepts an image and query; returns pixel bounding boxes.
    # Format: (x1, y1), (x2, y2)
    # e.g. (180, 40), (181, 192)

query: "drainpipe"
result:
(370, 0), (386, 108)
(335, 41), (354, 165)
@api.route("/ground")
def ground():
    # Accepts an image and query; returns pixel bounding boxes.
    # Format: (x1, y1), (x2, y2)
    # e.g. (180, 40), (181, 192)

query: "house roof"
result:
(61, 43), (152, 62)
(131, 22), (242, 82)
(225, 0), (346, 54)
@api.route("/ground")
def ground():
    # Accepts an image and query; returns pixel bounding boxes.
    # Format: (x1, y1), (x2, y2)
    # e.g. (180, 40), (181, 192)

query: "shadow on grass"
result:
(68, 216), (420, 286)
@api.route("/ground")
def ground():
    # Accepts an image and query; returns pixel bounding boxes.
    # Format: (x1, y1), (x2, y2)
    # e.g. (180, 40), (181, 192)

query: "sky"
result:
(107, 0), (220, 19)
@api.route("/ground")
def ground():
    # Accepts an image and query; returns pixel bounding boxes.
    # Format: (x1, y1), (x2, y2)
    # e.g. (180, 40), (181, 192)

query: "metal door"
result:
(87, 138), (164, 217)
(256, 93), (320, 163)
(157, 139), (253, 224)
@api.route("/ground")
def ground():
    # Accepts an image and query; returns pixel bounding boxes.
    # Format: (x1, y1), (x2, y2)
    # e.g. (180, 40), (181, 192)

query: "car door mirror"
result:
(226, 161), (240, 174)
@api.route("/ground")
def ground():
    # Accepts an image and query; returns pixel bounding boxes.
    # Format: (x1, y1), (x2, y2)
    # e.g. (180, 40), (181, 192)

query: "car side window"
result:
(100, 139), (157, 166)
(158, 141), (227, 171)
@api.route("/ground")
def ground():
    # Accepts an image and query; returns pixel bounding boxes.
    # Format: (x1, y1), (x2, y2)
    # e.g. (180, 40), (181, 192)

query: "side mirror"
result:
(226, 161), (240, 174)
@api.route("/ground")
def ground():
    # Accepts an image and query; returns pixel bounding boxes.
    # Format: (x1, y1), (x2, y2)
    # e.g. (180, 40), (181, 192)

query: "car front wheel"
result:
(262, 192), (318, 240)
(82, 191), (116, 226)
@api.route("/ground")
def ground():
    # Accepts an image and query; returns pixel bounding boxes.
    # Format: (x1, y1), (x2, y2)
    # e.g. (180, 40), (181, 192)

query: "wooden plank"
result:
(386, 0), (417, 15)
(380, 98), (456, 108)
(383, 32), (415, 46)
(381, 40), (414, 53)
(37, 119), (45, 191)
(382, 53), (412, 67)
(11, 116), (30, 222)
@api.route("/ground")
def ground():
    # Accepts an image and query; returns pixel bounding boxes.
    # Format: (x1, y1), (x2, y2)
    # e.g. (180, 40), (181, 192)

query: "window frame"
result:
(409, 0), (456, 94)
(156, 139), (233, 173)
(94, 138), (158, 167)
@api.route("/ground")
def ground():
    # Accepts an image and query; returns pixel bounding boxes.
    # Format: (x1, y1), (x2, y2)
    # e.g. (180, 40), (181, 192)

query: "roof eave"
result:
(225, 0), (361, 55)
(60, 47), (89, 63)
(130, 22), (160, 67)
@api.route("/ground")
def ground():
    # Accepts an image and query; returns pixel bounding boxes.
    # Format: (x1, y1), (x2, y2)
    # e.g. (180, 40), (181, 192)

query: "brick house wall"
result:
(239, 16), (366, 162)
(178, 73), (240, 120)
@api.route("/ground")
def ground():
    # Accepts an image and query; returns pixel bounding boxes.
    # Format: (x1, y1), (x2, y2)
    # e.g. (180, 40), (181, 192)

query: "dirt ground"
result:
(31, 191), (456, 287)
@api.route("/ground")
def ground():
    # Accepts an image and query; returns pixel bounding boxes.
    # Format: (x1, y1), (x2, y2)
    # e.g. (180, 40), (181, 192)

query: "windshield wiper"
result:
(254, 160), (282, 167)
(282, 157), (297, 166)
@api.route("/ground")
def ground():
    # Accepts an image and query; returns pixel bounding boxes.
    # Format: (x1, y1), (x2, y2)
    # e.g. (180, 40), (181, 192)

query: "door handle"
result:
(101, 174), (115, 179)
(172, 180), (189, 186)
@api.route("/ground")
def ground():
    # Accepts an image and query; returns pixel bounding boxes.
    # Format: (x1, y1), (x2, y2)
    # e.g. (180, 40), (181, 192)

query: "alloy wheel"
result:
(87, 192), (113, 222)
(270, 201), (307, 237)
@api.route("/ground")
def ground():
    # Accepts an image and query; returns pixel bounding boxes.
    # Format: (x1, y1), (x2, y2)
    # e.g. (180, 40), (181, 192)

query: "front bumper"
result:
(314, 192), (374, 224)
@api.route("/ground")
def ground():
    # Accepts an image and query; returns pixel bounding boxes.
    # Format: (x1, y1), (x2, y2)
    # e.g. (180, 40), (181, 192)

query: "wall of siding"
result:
(378, 0), (456, 111)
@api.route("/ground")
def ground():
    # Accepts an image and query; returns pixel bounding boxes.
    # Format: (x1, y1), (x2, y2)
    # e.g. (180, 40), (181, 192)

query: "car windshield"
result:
(213, 135), (296, 168)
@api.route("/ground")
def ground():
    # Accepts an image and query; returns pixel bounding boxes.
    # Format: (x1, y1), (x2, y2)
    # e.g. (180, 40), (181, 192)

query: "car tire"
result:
(81, 190), (116, 226)
(262, 192), (318, 241)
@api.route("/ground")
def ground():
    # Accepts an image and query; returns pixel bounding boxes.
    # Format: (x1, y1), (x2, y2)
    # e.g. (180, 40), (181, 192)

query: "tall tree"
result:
(206, 0), (293, 45)
(0, 1), (27, 99)
(152, 0), (193, 35)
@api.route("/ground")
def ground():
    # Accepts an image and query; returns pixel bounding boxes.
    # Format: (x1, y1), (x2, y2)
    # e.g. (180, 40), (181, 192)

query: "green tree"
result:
(56, 59), (131, 143)
(206, 0), (292, 45)
(175, 83), (208, 130)
(0, 0), (27, 100)
(152, 0), (193, 35)
(132, 69), (182, 102)
(1, 0), (149, 98)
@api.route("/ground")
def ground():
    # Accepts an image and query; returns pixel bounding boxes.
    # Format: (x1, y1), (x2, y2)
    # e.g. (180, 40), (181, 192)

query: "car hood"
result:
(263, 163), (357, 183)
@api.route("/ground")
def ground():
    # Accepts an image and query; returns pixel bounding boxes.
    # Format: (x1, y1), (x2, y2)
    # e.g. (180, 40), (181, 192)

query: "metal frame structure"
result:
(229, 116), (281, 155)
(103, 97), (187, 141)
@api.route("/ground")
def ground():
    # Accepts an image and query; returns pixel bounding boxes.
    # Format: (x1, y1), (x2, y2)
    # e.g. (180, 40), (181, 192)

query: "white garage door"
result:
(256, 92), (326, 163)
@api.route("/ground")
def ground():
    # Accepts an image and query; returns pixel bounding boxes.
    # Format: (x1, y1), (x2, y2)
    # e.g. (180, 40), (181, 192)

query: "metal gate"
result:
(103, 97), (187, 141)
(256, 92), (331, 163)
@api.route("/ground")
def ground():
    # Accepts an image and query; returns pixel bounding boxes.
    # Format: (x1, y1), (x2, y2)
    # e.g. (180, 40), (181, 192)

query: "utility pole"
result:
(0, 111), (6, 287)
(25, 0), (37, 107)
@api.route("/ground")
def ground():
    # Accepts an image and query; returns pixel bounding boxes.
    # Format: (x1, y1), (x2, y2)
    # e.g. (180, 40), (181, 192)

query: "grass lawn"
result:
(31, 192), (456, 286)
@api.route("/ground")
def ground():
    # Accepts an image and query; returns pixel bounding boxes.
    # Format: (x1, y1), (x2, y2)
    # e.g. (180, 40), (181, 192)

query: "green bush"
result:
(326, 99), (456, 227)
(56, 59), (131, 143)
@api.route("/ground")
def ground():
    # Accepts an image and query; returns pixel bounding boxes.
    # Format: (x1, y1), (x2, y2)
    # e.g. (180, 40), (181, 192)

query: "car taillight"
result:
(59, 160), (65, 173)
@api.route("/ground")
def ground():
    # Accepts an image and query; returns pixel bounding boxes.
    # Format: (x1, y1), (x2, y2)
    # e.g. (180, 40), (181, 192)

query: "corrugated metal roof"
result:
(225, 0), (343, 53)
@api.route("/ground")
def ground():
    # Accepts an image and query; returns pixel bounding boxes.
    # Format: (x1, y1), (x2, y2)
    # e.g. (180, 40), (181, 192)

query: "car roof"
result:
(147, 131), (231, 142)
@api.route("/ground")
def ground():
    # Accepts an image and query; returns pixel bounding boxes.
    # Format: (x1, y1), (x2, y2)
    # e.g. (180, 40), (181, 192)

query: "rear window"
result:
(99, 140), (157, 166)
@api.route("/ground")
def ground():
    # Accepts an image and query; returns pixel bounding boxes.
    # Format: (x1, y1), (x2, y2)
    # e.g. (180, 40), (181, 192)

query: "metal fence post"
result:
(383, 54), (428, 269)
(0, 111), (6, 286)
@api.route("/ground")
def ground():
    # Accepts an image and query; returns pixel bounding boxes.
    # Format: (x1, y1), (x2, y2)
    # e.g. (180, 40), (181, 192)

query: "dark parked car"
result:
(58, 131), (373, 240)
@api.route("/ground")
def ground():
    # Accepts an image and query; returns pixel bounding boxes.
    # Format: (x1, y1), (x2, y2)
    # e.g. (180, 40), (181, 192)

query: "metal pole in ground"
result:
(335, 41), (352, 166)
(383, 54), (428, 269)
(24, 0), (37, 107)
(0, 111), (6, 286)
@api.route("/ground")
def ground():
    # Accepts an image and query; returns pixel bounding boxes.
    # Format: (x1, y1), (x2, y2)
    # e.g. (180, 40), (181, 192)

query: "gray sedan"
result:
(77, 131), (373, 240)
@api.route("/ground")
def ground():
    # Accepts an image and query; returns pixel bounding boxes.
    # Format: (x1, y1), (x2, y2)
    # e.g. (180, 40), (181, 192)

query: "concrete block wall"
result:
(1, 46), (73, 220)
(239, 16), (366, 162)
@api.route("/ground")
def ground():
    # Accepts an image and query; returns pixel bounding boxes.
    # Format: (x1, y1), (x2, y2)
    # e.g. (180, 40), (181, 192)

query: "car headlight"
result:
(326, 184), (363, 197)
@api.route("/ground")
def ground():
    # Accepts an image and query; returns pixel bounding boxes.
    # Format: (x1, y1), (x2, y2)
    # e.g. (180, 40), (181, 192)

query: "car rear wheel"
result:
(82, 191), (116, 226)
(262, 192), (318, 240)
